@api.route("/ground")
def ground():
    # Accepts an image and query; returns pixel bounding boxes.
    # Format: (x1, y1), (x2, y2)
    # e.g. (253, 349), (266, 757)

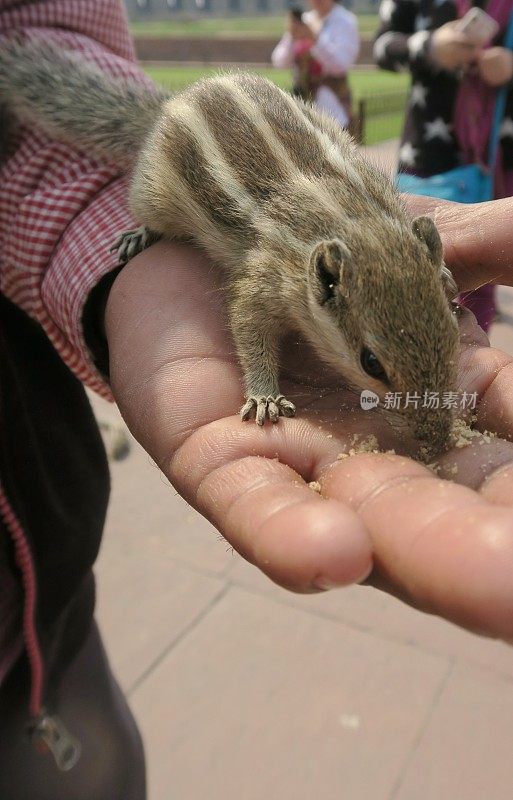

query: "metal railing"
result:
(352, 89), (407, 146)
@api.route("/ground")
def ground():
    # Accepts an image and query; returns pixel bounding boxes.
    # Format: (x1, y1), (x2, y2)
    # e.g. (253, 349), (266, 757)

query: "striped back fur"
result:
(0, 43), (460, 451)
(131, 71), (409, 268)
(131, 72), (460, 451)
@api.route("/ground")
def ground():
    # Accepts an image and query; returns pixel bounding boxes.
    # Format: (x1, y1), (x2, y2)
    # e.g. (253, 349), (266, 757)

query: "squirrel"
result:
(0, 38), (461, 454)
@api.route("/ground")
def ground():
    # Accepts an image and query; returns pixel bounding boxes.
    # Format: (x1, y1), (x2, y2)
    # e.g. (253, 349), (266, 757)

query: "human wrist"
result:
(425, 31), (442, 69)
(502, 49), (513, 84)
(425, 31), (458, 73)
(83, 265), (124, 377)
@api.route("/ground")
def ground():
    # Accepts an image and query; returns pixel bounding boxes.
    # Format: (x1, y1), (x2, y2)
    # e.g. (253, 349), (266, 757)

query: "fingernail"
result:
(314, 578), (343, 591)
(314, 564), (373, 591)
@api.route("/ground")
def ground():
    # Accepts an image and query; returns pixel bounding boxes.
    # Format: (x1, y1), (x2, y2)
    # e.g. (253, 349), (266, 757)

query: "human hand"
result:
(105, 240), (513, 641)
(289, 18), (315, 41)
(400, 196), (513, 293)
(429, 21), (480, 71)
(478, 46), (513, 86)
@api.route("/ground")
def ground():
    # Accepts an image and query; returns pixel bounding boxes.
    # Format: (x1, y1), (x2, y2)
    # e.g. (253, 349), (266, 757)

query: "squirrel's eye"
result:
(360, 347), (387, 382)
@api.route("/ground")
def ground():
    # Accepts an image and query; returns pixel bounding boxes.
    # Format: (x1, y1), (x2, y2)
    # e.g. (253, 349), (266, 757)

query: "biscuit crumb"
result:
(350, 434), (380, 453)
(361, 434), (380, 452)
(308, 480), (322, 493)
(426, 461), (458, 477)
(336, 436), (394, 461)
(451, 418), (497, 449)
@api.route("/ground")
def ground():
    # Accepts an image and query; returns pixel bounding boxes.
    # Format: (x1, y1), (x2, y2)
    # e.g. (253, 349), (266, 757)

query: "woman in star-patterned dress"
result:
(374, 0), (513, 332)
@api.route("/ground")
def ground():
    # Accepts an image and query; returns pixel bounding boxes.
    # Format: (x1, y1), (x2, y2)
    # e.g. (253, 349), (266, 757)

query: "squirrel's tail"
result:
(0, 38), (168, 164)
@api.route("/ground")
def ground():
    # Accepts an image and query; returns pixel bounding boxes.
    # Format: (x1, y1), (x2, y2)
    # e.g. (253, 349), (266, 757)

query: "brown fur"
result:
(0, 43), (460, 451)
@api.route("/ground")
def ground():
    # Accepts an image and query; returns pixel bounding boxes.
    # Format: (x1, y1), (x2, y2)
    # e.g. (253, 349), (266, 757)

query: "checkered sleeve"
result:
(0, 1), (156, 399)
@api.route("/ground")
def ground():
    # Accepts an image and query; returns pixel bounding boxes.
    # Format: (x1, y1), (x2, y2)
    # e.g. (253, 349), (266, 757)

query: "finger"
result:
(169, 416), (373, 592)
(457, 333), (513, 440)
(442, 330), (513, 501)
(455, 39), (480, 50)
(477, 359), (513, 440)
(479, 460), (513, 504)
(401, 198), (513, 291)
(321, 453), (513, 640)
(268, 398), (279, 423)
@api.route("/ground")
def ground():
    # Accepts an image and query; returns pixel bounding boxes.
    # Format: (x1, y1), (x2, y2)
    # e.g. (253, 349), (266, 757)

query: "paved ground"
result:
(90, 141), (513, 799)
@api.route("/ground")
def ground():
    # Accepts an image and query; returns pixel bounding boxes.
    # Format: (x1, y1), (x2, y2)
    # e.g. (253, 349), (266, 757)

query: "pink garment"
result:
(454, 0), (512, 192)
(453, 0), (513, 330)
(292, 39), (323, 77)
(459, 284), (497, 332)
(0, 536), (23, 684)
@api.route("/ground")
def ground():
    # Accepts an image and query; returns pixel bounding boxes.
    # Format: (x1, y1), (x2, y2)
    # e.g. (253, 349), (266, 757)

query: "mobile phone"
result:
(457, 7), (499, 45)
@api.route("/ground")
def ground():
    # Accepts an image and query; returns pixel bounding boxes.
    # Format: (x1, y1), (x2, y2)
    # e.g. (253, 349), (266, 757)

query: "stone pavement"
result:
(90, 141), (513, 799)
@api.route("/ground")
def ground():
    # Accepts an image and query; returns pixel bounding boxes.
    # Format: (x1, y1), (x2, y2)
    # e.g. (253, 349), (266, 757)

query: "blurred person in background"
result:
(271, 0), (360, 129)
(374, 0), (513, 333)
(284, 7), (324, 99)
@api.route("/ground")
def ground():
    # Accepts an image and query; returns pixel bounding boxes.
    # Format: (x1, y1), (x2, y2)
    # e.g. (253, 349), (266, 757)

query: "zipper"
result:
(0, 485), (81, 770)
(28, 709), (82, 771)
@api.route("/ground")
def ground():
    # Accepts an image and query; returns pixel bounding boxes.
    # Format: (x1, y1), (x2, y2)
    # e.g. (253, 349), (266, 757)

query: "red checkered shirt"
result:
(0, 0), (157, 398)
(0, 0), (154, 685)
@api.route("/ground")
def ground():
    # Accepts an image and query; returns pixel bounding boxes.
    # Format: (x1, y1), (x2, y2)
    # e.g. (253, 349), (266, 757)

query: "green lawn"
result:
(130, 13), (380, 38)
(144, 64), (409, 98)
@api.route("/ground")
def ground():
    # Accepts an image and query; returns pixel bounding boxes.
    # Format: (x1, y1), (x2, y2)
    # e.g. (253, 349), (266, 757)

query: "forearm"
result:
(271, 33), (294, 69)
(373, 0), (453, 77)
(373, 0), (416, 72)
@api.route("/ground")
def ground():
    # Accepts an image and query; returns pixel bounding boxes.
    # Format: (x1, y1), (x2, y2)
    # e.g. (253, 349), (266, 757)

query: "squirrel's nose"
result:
(413, 408), (454, 459)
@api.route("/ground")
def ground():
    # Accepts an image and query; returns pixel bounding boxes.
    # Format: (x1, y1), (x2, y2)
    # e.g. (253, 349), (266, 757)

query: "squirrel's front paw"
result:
(241, 395), (296, 426)
(110, 226), (160, 264)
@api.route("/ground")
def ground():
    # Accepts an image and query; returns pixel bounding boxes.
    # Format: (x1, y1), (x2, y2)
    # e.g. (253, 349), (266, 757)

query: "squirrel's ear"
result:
(412, 217), (457, 298)
(412, 216), (443, 266)
(309, 239), (352, 304)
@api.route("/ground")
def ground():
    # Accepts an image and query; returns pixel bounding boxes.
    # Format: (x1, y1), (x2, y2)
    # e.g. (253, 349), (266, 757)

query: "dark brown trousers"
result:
(0, 620), (146, 800)
(0, 296), (146, 798)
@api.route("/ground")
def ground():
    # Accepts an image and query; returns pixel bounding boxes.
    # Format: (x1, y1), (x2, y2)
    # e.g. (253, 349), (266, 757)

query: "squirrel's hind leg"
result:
(111, 226), (162, 264)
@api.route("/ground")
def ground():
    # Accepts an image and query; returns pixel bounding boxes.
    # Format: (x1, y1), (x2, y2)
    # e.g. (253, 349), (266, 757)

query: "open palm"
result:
(105, 238), (513, 642)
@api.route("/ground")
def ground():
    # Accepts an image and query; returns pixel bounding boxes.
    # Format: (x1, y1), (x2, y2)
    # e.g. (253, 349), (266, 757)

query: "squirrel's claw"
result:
(240, 395), (296, 425)
(111, 226), (161, 264)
